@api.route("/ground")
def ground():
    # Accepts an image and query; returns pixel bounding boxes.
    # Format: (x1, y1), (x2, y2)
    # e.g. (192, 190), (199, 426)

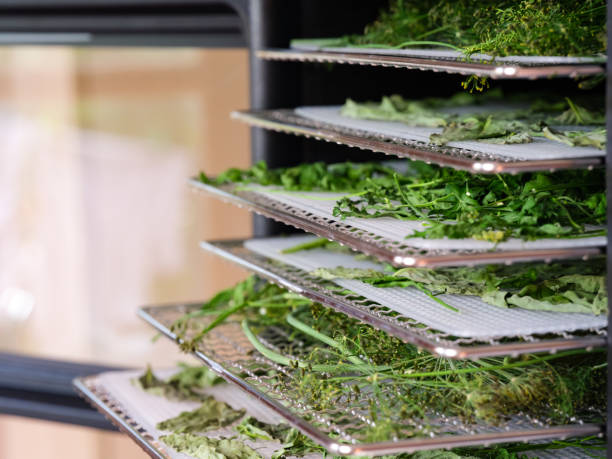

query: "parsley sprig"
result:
(334, 164), (606, 242)
(200, 161), (606, 242)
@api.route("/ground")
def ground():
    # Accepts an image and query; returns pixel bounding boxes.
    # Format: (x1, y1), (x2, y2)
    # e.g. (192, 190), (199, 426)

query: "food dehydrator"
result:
(1, 1), (610, 457)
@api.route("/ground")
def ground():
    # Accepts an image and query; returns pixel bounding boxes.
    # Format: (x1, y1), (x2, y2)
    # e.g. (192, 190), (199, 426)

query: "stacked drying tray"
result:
(75, 5), (608, 459)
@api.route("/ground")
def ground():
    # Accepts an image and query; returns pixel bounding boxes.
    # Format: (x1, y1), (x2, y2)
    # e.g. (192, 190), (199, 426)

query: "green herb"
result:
(271, 428), (326, 459)
(234, 415), (548, 458)
(236, 416), (285, 441)
(173, 276), (607, 428)
(332, 167), (607, 242)
(201, 160), (396, 193)
(408, 452), (478, 459)
(157, 396), (245, 434)
(133, 364), (223, 401)
(452, 436), (606, 459)
(281, 237), (332, 254)
(339, 0), (606, 58)
(138, 362), (604, 457)
(556, 98), (606, 125)
(341, 96), (448, 128)
(542, 126), (607, 149)
(160, 432), (262, 459)
(312, 266), (461, 313)
(306, 1), (606, 91)
(340, 95), (606, 149)
(236, 417), (328, 458)
(200, 160), (606, 242)
(172, 278), (312, 352)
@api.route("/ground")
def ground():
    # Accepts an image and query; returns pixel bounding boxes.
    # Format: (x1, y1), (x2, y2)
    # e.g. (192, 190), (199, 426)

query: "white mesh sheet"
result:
(244, 236), (606, 338)
(294, 106), (604, 160)
(95, 369), (300, 459)
(290, 43), (606, 65)
(244, 185), (606, 251)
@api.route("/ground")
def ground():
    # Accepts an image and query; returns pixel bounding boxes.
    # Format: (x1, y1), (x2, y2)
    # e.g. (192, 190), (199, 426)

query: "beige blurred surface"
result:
(0, 47), (250, 458)
(0, 415), (146, 459)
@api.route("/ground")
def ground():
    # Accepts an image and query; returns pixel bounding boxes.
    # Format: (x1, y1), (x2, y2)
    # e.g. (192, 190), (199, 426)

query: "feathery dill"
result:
(344, 0), (607, 58)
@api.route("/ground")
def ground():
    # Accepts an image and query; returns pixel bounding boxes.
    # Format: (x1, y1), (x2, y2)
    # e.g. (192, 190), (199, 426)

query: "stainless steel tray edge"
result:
(199, 239), (607, 359)
(73, 376), (169, 459)
(257, 49), (605, 80)
(230, 110), (604, 174)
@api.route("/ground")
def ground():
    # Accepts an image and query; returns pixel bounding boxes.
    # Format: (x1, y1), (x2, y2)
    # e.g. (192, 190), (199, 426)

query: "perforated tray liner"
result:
(290, 42), (607, 66)
(294, 106), (604, 161)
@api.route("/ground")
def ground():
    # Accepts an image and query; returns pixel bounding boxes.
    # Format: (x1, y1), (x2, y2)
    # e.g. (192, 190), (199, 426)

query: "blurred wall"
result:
(0, 47), (250, 459)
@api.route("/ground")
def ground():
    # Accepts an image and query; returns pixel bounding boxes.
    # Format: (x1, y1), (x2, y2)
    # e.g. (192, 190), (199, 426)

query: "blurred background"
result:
(0, 46), (251, 458)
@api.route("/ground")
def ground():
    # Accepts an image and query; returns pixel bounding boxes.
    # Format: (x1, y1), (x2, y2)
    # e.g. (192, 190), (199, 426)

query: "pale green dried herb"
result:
(157, 396), (245, 434)
(269, 427), (326, 459)
(311, 257), (607, 315)
(340, 95), (606, 149)
(133, 364), (223, 402)
(236, 416), (326, 458)
(160, 432), (262, 459)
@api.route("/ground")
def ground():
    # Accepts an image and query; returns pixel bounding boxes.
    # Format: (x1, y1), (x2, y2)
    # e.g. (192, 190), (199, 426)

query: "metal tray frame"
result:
(257, 49), (605, 80)
(74, 376), (170, 459)
(231, 109), (604, 174)
(138, 303), (604, 457)
(199, 239), (607, 359)
(189, 179), (605, 268)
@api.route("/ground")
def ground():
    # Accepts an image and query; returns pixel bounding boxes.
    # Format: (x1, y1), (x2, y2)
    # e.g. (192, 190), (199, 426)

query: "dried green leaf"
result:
(311, 257), (607, 315)
(133, 364), (223, 402)
(157, 397), (245, 434)
(160, 433), (262, 459)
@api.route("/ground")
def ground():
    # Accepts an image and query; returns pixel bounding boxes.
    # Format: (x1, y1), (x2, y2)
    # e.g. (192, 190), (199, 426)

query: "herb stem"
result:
(242, 320), (388, 373)
(393, 349), (605, 380)
(286, 314), (367, 366)
(281, 238), (329, 254)
(188, 301), (248, 347)
(352, 40), (463, 51)
(409, 282), (460, 313)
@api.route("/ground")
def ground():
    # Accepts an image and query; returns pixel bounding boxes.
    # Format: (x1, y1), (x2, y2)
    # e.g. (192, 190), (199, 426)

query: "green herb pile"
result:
(336, 0), (606, 58)
(170, 277), (606, 438)
(200, 160), (606, 242)
(136, 363), (606, 458)
(341, 94), (606, 149)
